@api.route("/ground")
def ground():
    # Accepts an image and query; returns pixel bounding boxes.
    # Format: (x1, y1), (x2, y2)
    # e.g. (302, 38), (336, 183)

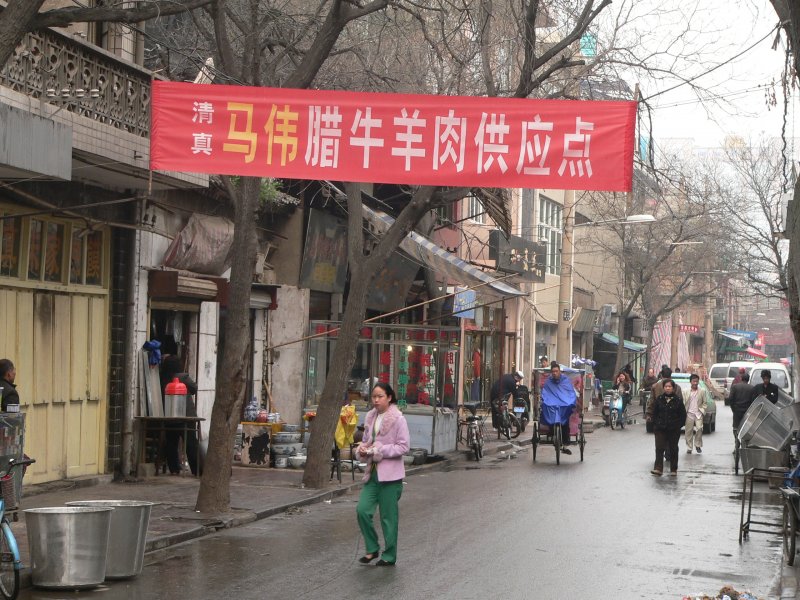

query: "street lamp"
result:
(556, 211), (657, 365)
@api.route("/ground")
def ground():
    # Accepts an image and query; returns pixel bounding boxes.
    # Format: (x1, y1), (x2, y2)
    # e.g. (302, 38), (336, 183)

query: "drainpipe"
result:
(121, 199), (143, 478)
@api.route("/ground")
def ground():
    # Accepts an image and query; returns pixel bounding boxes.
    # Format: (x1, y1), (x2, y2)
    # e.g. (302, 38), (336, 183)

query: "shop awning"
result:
(600, 333), (647, 352)
(719, 331), (748, 345)
(362, 205), (525, 299)
(746, 347), (768, 359)
(572, 307), (599, 333)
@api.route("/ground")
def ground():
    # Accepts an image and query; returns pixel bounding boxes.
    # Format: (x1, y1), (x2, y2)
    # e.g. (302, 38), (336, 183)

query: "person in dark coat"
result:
(0, 359), (20, 412)
(160, 354), (199, 475)
(750, 369), (780, 404)
(728, 373), (754, 443)
(650, 380), (687, 476)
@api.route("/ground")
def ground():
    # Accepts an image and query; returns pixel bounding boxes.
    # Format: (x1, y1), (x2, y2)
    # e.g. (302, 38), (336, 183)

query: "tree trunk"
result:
(302, 184), (436, 488)
(0, 0), (46, 71)
(302, 263), (374, 488)
(614, 308), (625, 375)
(195, 177), (260, 513)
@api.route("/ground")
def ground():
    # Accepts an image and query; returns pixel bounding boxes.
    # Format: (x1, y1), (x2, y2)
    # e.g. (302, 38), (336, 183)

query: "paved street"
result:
(19, 404), (783, 599)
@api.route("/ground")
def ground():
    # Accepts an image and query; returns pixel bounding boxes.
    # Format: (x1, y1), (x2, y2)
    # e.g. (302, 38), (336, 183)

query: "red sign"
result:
(150, 82), (636, 191)
(679, 324), (700, 334)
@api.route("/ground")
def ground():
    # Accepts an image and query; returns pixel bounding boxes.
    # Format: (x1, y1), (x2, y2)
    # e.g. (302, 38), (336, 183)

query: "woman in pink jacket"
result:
(356, 382), (410, 566)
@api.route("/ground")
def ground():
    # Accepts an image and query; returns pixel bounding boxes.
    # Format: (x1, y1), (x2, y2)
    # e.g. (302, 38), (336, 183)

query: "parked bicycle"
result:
(462, 402), (485, 461)
(0, 457), (35, 600)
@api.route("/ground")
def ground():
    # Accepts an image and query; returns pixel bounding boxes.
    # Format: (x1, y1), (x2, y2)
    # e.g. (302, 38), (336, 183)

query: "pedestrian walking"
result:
(649, 380), (687, 476)
(0, 359), (20, 412)
(356, 383), (410, 566)
(729, 372), (755, 442)
(684, 374), (707, 454)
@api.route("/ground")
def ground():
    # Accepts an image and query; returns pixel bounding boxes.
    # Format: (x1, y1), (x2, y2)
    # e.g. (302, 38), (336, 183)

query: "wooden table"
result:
(135, 416), (205, 476)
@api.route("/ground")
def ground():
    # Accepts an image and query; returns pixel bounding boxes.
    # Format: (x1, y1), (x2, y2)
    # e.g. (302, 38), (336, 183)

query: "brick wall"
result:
(107, 228), (132, 474)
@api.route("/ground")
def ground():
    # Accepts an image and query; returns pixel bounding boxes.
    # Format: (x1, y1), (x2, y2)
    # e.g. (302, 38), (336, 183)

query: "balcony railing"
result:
(0, 27), (151, 138)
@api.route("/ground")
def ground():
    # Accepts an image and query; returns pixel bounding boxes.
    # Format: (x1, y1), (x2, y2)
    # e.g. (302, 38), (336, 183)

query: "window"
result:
(537, 195), (562, 275)
(465, 195), (485, 224)
(0, 208), (105, 289)
(434, 202), (454, 226)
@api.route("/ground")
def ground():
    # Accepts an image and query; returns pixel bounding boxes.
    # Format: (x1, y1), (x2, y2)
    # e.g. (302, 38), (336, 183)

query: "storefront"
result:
(305, 321), (460, 454)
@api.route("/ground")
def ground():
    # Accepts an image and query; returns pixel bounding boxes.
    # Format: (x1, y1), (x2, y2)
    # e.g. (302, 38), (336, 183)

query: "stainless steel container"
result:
(740, 447), (789, 475)
(65, 500), (153, 579)
(24, 506), (113, 588)
(163, 394), (187, 417)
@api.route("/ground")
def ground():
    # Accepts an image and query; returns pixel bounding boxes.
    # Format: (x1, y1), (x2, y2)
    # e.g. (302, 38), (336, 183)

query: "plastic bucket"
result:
(24, 506), (112, 588)
(65, 500), (153, 579)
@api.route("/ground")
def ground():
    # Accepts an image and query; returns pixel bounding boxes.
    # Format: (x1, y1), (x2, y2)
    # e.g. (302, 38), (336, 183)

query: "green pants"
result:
(356, 470), (403, 563)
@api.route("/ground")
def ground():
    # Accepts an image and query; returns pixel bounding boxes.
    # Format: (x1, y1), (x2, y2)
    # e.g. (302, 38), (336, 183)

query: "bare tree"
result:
(0, 1), (213, 71)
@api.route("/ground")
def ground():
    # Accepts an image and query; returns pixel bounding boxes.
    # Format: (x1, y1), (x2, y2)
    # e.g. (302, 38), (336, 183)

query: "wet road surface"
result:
(20, 404), (783, 599)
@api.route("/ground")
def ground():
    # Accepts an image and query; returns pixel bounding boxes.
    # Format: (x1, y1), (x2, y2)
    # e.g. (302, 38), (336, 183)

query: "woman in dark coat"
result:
(649, 379), (687, 476)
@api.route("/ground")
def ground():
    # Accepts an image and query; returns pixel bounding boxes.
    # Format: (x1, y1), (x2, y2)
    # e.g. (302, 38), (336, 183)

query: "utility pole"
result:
(556, 190), (575, 365)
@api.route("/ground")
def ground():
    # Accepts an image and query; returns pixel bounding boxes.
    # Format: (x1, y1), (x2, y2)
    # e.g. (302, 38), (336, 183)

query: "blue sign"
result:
(580, 33), (596, 58)
(725, 328), (757, 342)
(453, 288), (477, 319)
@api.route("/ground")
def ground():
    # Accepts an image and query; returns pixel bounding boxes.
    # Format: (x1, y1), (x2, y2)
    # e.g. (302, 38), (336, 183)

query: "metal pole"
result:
(556, 190), (575, 364)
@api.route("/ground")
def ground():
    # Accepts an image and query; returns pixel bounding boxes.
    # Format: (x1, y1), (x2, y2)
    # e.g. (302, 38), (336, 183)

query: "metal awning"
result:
(600, 333), (647, 352)
(719, 331), (747, 345)
(572, 307), (599, 333)
(362, 205), (525, 298)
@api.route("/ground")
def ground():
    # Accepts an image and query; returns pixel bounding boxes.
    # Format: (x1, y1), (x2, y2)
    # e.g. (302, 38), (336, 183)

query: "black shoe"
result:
(376, 559), (396, 566)
(359, 553), (379, 564)
(562, 447), (572, 455)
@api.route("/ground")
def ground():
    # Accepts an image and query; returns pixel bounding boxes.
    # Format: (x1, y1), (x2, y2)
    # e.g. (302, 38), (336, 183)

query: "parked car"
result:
(645, 374), (717, 434)
(709, 362), (729, 403)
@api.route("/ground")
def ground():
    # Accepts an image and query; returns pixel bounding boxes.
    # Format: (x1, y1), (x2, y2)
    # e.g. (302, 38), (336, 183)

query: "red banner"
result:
(150, 82), (636, 191)
(679, 324), (700, 334)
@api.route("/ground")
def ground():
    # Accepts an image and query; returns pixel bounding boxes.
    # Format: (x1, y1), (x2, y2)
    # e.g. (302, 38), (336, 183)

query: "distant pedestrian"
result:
(684, 374), (707, 454)
(729, 372), (754, 443)
(732, 367), (746, 386)
(623, 363), (637, 385)
(356, 383), (410, 566)
(751, 369), (780, 404)
(642, 368), (657, 392)
(650, 380), (687, 476)
(0, 359), (19, 412)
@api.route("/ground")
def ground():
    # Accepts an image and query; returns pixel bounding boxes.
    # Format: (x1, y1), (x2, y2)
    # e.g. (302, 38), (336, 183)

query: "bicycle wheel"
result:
(531, 426), (538, 462)
(554, 424), (561, 465)
(500, 413), (511, 440)
(0, 521), (19, 600)
(509, 415), (522, 439)
(785, 499), (797, 566)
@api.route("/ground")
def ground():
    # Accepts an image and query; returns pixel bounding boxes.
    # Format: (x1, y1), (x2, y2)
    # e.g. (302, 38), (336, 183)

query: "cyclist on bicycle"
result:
(729, 372), (754, 443)
(490, 371), (522, 434)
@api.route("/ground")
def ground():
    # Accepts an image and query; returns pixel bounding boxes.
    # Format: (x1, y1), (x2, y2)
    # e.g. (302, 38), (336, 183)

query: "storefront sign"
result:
(678, 324), (700, 334)
(488, 230), (546, 281)
(452, 288), (477, 319)
(725, 327), (757, 342)
(299, 209), (347, 293)
(151, 81), (636, 191)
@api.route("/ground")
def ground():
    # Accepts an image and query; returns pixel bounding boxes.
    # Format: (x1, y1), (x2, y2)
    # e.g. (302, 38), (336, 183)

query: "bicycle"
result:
(783, 486), (800, 565)
(497, 395), (522, 440)
(0, 457), (35, 600)
(462, 402), (484, 461)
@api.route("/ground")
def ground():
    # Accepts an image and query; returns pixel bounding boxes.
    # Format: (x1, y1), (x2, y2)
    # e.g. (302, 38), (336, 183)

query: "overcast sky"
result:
(640, 0), (798, 150)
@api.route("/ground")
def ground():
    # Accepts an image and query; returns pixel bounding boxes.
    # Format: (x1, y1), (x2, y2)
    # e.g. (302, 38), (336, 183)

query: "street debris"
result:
(682, 586), (762, 600)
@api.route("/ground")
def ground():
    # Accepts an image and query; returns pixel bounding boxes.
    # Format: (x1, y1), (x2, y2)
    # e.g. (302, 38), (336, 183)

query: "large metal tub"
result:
(738, 398), (792, 450)
(740, 447), (789, 475)
(779, 402), (800, 432)
(24, 506), (112, 588)
(66, 500), (153, 579)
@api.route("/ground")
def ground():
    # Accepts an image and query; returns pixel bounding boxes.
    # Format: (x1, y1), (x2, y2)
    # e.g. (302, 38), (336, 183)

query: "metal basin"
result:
(66, 500), (153, 579)
(24, 506), (112, 589)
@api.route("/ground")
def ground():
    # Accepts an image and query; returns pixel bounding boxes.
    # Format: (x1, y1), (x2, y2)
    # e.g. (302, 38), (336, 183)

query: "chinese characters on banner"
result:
(151, 82), (636, 191)
(678, 324), (700, 334)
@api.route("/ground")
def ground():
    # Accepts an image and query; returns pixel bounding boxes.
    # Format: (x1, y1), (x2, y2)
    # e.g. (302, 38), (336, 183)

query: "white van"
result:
(724, 360), (792, 398)
(709, 362), (729, 399)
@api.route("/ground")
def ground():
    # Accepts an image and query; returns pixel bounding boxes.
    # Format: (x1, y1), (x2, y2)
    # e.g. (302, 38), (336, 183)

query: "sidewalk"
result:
(10, 429), (545, 591)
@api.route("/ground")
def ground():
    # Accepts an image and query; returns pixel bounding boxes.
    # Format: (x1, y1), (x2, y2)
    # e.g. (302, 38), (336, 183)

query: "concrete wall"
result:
(269, 285), (309, 425)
